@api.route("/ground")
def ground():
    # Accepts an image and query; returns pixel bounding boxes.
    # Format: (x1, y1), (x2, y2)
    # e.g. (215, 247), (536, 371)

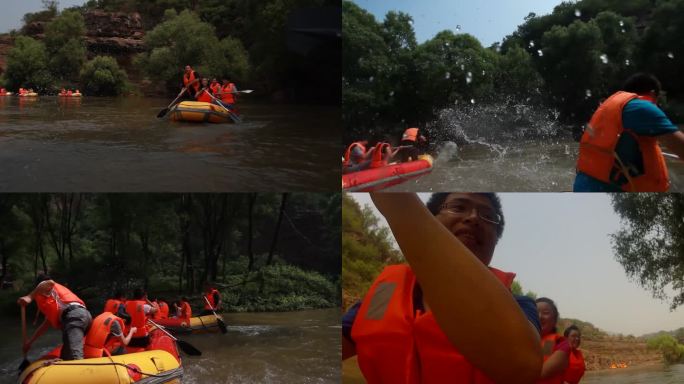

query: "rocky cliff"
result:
(0, 10), (145, 76)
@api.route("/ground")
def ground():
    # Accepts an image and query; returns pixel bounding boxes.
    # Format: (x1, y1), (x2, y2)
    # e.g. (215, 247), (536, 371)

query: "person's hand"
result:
(17, 296), (31, 307)
(130, 327), (137, 334)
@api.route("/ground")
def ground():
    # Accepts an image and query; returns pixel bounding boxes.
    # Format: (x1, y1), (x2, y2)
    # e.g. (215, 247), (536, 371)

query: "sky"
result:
(349, 193), (684, 336)
(351, 0), (566, 47)
(0, 0), (88, 33)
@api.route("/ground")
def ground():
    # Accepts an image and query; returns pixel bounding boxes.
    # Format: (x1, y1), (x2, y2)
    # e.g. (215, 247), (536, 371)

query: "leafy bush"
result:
(647, 334), (684, 364)
(79, 56), (129, 95)
(4, 36), (53, 91)
(44, 10), (87, 79)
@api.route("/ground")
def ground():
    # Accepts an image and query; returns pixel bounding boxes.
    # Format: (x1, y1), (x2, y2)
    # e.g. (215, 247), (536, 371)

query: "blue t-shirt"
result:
(574, 99), (677, 191)
(342, 287), (541, 343)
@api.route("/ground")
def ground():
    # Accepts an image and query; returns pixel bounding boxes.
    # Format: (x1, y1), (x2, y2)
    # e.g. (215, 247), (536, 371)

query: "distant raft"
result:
(152, 314), (226, 334)
(18, 93), (39, 97)
(169, 101), (235, 123)
(342, 155), (434, 192)
(58, 93), (82, 97)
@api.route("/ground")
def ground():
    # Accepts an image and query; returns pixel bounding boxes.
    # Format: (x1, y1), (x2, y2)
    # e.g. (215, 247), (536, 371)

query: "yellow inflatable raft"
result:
(169, 101), (234, 123)
(19, 93), (39, 97)
(59, 93), (82, 97)
(18, 350), (182, 384)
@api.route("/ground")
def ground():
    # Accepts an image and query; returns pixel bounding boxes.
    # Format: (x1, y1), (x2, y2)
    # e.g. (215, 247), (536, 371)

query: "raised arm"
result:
(370, 193), (541, 384)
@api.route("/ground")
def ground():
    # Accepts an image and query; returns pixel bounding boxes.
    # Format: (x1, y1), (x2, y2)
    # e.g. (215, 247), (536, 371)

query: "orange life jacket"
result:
(562, 349), (586, 384)
(183, 70), (199, 92)
(221, 83), (236, 104)
(536, 333), (566, 384)
(204, 288), (220, 310)
(576, 91), (669, 191)
(402, 128), (420, 142)
(84, 312), (125, 358)
(343, 142), (367, 167)
(103, 298), (123, 314)
(181, 301), (192, 319)
(124, 300), (148, 338)
(34, 283), (85, 329)
(352, 264), (516, 384)
(154, 301), (169, 320)
(196, 88), (213, 103)
(210, 82), (221, 95)
(370, 142), (391, 168)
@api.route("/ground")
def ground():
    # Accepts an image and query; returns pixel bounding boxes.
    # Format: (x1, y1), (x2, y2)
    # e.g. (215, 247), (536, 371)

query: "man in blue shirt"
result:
(574, 73), (684, 191)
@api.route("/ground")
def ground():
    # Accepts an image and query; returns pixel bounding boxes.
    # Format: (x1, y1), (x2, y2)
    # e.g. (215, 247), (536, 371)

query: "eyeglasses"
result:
(439, 201), (502, 225)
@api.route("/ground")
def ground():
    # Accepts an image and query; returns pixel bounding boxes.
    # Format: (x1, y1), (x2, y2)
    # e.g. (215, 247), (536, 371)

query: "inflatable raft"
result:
(59, 93), (82, 97)
(18, 93), (39, 97)
(152, 314), (225, 334)
(342, 155), (434, 192)
(169, 101), (235, 123)
(19, 329), (182, 384)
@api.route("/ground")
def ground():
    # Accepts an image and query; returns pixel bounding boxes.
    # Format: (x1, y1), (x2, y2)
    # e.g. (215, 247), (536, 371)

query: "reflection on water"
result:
(0, 97), (340, 191)
(0, 309), (340, 384)
(582, 364), (684, 384)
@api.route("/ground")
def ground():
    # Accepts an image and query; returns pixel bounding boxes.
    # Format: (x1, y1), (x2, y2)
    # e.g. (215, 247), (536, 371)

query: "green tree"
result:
(136, 9), (249, 92)
(647, 334), (684, 364)
(610, 194), (684, 310)
(79, 56), (129, 95)
(44, 9), (87, 80)
(4, 36), (52, 91)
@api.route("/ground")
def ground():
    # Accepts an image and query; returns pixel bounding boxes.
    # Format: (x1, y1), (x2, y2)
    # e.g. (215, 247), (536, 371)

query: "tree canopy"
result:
(610, 193), (684, 310)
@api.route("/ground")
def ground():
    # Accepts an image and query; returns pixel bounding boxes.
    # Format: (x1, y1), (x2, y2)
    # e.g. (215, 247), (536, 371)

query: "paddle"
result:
(157, 87), (188, 119)
(203, 296), (228, 334)
(147, 319), (201, 356)
(18, 306), (30, 373)
(215, 89), (253, 95)
(203, 90), (242, 123)
(663, 152), (681, 160)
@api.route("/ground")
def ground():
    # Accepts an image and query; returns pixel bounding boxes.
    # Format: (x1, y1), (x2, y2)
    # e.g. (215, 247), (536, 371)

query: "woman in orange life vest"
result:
(342, 140), (374, 174)
(536, 297), (570, 384)
(574, 73), (684, 192)
(124, 288), (158, 348)
(368, 142), (403, 168)
(342, 193), (542, 384)
(200, 282), (221, 316)
(562, 325), (586, 384)
(152, 297), (170, 320)
(195, 78), (215, 103)
(84, 311), (137, 358)
(217, 77), (238, 109)
(17, 274), (92, 360)
(182, 65), (200, 98)
(103, 289), (126, 314)
(173, 297), (192, 321)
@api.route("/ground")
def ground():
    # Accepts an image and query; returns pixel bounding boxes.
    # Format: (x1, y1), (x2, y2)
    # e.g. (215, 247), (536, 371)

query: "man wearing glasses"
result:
(342, 193), (542, 384)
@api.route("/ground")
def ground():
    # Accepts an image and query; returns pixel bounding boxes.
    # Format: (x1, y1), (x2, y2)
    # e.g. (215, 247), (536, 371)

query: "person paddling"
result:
(17, 274), (92, 360)
(195, 78), (214, 103)
(217, 77), (239, 110)
(182, 65), (200, 99)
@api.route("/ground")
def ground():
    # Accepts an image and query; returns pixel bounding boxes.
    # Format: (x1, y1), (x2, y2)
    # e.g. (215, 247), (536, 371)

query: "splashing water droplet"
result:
(529, 40), (535, 48)
(621, 28), (625, 33)
(470, 98), (475, 104)
(585, 89), (592, 98)
(575, 9), (581, 17)
(409, 20), (413, 25)
(445, 42), (449, 47)
(445, 72), (451, 79)
(668, 52), (674, 59)
(389, 91), (394, 97)
(537, 49), (543, 57)
(456, 25), (461, 31)
(625, 59), (630, 66)
(466, 72), (473, 84)
(369, 76), (374, 82)
(619, 20), (624, 27)
(599, 54), (608, 64)
(482, 70), (486, 76)
(460, 64), (465, 70)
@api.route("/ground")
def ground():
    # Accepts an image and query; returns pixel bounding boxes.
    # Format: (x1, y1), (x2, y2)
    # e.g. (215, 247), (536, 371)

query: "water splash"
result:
(466, 72), (473, 84)
(537, 49), (544, 57)
(529, 40), (535, 48)
(575, 9), (581, 17)
(668, 52), (675, 59)
(599, 54), (608, 64)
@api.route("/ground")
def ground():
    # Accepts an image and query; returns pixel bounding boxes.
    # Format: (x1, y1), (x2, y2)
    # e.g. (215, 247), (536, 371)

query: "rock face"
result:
(0, 35), (13, 73)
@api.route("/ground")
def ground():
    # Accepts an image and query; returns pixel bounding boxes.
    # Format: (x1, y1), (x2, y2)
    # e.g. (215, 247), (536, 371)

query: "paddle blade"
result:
(176, 340), (201, 356)
(238, 90), (253, 94)
(218, 318), (228, 334)
(156, 107), (169, 119)
(18, 358), (30, 374)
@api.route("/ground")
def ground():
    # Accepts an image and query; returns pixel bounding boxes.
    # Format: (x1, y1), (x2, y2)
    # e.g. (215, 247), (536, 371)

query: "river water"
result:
(0, 97), (340, 192)
(0, 309), (340, 384)
(382, 103), (684, 192)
